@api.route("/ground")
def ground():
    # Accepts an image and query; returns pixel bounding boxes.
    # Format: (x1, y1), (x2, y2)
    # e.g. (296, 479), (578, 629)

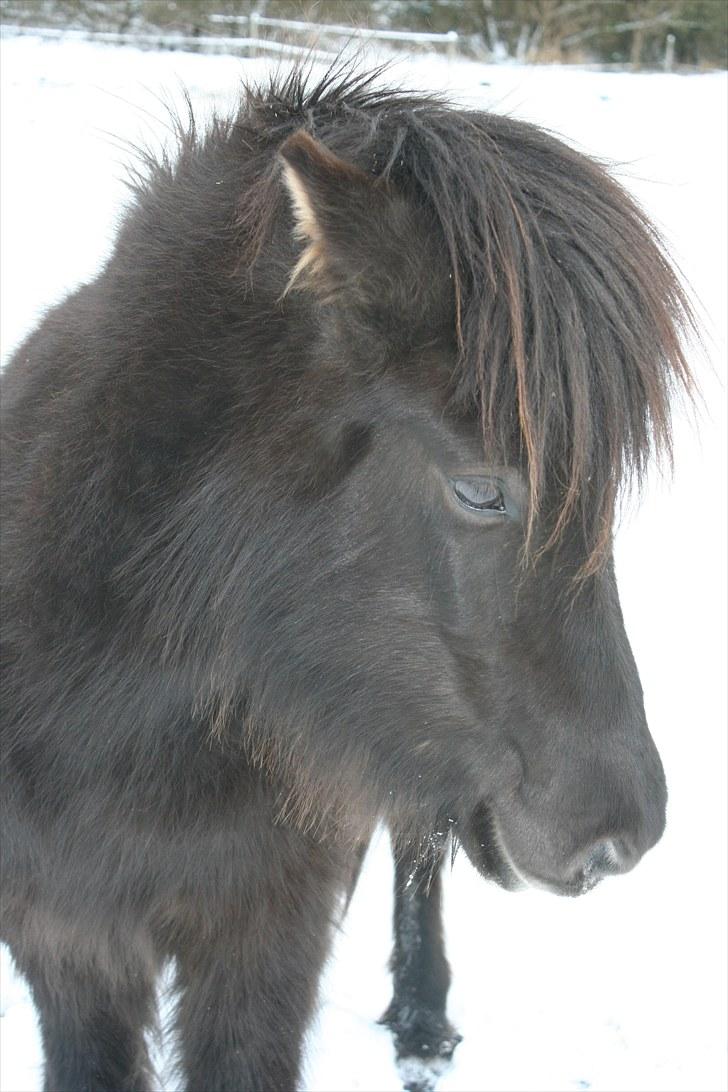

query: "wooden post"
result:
(446, 30), (458, 62)
(664, 33), (676, 73)
(250, 10), (259, 58)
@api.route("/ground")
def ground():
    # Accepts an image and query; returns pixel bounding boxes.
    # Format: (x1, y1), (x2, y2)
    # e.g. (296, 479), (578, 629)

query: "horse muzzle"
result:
(461, 801), (662, 898)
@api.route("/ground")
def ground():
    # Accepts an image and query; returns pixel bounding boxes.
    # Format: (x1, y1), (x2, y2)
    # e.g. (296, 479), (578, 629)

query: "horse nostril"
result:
(583, 840), (618, 879)
(578, 839), (637, 888)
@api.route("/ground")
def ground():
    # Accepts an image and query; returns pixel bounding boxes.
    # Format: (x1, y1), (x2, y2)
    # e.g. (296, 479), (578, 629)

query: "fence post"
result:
(664, 33), (675, 73)
(446, 29), (458, 62)
(250, 10), (259, 58)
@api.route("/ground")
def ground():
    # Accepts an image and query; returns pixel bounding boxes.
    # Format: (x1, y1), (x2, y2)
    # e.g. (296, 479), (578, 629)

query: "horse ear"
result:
(279, 130), (386, 296)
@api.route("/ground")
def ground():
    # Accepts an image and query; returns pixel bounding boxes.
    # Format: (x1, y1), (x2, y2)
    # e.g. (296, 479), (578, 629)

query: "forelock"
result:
(235, 63), (695, 577)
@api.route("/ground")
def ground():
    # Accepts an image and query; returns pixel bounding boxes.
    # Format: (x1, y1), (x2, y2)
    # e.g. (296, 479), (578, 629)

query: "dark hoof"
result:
(379, 1002), (462, 1090)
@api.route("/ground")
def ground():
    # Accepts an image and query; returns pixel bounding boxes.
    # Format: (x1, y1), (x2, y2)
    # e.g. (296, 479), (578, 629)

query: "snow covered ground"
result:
(1, 34), (726, 1092)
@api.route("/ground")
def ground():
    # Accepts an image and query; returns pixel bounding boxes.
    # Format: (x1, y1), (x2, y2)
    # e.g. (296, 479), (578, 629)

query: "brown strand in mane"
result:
(130, 61), (696, 578)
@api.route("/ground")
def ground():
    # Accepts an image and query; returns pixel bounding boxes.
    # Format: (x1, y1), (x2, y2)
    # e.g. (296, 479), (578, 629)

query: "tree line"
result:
(1, 0), (726, 68)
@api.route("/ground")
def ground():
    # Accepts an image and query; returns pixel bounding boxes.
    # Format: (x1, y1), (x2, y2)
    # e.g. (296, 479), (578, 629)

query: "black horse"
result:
(0, 65), (692, 1092)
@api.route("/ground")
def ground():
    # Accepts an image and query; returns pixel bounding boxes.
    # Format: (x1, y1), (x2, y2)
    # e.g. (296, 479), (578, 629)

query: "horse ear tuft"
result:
(278, 131), (381, 296)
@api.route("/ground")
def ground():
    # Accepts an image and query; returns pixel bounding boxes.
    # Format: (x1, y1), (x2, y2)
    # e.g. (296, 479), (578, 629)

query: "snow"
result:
(1, 35), (726, 1092)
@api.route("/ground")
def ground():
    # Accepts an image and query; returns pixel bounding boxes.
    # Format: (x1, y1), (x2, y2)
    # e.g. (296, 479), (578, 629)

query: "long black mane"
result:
(129, 62), (694, 575)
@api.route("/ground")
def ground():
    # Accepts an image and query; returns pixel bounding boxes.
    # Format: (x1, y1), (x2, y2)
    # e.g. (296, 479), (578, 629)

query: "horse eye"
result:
(452, 477), (506, 513)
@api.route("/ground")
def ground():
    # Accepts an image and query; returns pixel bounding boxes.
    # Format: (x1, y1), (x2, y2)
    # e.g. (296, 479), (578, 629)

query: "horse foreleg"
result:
(380, 837), (461, 1092)
(9, 922), (157, 1092)
(170, 821), (343, 1092)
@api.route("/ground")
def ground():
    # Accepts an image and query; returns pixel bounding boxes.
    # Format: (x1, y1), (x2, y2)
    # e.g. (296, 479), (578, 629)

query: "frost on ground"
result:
(1, 35), (726, 1092)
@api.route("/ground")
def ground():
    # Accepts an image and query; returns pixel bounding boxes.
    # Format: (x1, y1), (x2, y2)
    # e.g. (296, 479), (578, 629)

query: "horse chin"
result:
(460, 804), (527, 893)
(461, 805), (607, 898)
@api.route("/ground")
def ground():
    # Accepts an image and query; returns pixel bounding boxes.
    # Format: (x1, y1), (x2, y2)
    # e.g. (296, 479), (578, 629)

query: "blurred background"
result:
(1, 0), (727, 69)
